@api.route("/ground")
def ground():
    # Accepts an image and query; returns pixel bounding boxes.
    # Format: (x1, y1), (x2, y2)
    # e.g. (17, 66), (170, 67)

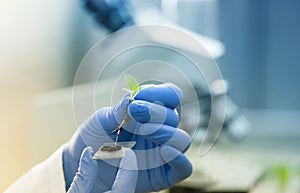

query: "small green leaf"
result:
(124, 74), (141, 100)
(124, 74), (139, 91)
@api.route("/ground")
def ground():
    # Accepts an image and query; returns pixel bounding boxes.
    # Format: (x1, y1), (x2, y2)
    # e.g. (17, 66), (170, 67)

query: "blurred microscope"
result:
(81, 0), (250, 142)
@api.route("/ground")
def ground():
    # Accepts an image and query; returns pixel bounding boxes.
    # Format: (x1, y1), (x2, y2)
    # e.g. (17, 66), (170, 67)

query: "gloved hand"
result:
(67, 147), (138, 193)
(63, 83), (192, 192)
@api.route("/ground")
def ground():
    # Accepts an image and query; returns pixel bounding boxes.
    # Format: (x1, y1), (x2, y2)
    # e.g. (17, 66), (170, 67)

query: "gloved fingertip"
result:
(129, 101), (148, 113)
(79, 147), (98, 176)
(120, 95), (131, 110)
(160, 145), (180, 163)
(67, 147), (98, 193)
(120, 148), (137, 171)
(160, 146), (193, 185)
(165, 83), (183, 102)
(164, 129), (191, 153)
(112, 95), (131, 124)
(109, 149), (138, 193)
(128, 101), (150, 123)
(134, 83), (183, 109)
(85, 146), (95, 158)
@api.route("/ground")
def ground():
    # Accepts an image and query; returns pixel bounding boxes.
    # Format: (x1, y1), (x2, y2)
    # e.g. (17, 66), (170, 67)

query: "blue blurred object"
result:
(82, 0), (134, 32)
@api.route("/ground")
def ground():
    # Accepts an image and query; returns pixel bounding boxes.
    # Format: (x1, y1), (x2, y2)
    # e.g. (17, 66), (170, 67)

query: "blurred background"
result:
(1, 0), (300, 192)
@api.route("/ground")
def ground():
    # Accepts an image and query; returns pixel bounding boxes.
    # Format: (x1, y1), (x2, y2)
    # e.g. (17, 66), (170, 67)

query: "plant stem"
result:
(114, 110), (131, 144)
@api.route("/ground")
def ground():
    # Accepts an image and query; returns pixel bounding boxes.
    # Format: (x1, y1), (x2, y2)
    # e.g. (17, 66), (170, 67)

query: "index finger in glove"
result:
(139, 124), (191, 152)
(128, 100), (179, 127)
(134, 83), (182, 109)
(160, 146), (192, 186)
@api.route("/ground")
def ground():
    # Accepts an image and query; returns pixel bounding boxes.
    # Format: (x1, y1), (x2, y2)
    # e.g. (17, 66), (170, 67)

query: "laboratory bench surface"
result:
(159, 133), (300, 193)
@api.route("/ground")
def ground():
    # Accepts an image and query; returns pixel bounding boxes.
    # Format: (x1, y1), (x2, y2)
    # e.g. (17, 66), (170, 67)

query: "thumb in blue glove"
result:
(67, 147), (138, 193)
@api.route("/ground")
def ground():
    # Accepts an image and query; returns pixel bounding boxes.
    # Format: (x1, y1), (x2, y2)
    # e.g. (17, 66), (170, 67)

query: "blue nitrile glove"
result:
(63, 83), (192, 193)
(67, 147), (137, 193)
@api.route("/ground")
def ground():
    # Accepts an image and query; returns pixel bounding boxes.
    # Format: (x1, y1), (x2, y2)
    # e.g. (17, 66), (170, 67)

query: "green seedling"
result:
(124, 74), (141, 101)
(113, 74), (142, 143)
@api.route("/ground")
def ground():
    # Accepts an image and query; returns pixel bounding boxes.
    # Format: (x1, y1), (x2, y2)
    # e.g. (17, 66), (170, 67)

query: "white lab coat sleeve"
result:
(4, 145), (67, 193)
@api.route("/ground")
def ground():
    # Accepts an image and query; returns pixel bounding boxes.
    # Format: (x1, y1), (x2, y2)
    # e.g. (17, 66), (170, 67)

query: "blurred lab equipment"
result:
(80, 0), (250, 142)
(82, 0), (135, 32)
